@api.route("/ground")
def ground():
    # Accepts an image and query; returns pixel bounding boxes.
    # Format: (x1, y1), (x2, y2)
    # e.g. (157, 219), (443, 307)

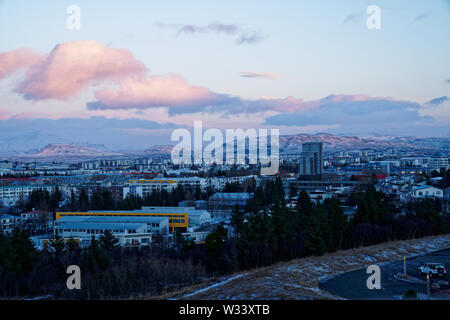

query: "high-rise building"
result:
(299, 142), (323, 178)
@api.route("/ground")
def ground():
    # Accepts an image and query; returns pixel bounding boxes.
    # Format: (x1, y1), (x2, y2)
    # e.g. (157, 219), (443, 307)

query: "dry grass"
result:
(149, 234), (450, 300)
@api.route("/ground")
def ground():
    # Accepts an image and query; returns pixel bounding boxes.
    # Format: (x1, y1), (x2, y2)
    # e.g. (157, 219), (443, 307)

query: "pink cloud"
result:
(0, 109), (11, 120)
(0, 48), (44, 79)
(88, 74), (223, 110)
(15, 40), (146, 100)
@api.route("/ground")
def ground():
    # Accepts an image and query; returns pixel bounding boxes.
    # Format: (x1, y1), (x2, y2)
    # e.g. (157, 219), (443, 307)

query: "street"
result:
(319, 249), (450, 299)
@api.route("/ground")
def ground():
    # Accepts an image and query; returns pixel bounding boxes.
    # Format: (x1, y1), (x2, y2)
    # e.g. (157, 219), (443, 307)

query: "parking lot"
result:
(319, 249), (450, 299)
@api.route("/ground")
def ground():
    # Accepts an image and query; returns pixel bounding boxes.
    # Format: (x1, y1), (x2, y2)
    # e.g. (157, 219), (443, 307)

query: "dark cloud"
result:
(343, 12), (363, 24)
(176, 22), (239, 35)
(426, 96), (449, 106)
(236, 31), (263, 45)
(264, 96), (448, 136)
(156, 21), (262, 45)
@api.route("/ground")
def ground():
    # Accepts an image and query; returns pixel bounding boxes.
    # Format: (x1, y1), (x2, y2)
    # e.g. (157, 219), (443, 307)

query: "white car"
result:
(418, 263), (447, 278)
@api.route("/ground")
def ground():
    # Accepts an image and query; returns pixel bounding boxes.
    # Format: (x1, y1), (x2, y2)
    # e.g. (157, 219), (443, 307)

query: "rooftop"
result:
(55, 222), (147, 231)
(56, 215), (168, 224)
(209, 193), (251, 200)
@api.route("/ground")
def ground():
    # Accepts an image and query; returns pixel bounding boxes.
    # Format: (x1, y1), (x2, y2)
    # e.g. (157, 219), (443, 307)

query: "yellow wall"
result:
(56, 211), (189, 232)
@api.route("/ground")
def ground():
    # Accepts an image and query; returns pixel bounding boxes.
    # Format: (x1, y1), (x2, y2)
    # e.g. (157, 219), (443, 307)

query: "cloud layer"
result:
(0, 48), (44, 79)
(1, 40), (449, 137)
(13, 40), (145, 100)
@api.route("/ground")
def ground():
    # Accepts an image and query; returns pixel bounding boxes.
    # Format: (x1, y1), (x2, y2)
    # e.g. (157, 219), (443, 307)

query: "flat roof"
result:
(56, 215), (168, 224)
(56, 222), (147, 230)
(0, 185), (56, 189)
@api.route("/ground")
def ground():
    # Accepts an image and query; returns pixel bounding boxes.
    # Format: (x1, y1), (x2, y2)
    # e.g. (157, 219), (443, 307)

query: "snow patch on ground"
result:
(179, 273), (249, 299)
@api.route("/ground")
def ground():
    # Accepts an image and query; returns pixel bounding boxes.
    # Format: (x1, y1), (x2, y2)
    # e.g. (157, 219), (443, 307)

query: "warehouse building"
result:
(54, 215), (169, 247)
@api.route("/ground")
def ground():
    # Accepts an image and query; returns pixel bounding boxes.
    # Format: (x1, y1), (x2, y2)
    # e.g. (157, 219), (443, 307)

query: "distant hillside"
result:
(278, 133), (438, 152)
(143, 145), (174, 155)
(25, 144), (122, 158)
(143, 133), (450, 155)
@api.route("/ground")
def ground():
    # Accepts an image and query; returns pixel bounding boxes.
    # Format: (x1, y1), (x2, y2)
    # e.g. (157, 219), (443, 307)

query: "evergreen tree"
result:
(205, 225), (227, 257)
(230, 204), (245, 238)
(99, 230), (120, 250)
(11, 228), (39, 274)
(65, 238), (81, 252)
(0, 233), (19, 274)
(50, 186), (62, 211)
(324, 198), (347, 251)
(79, 188), (90, 211)
(46, 231), (66, 256)
(82, 236), (110, 272)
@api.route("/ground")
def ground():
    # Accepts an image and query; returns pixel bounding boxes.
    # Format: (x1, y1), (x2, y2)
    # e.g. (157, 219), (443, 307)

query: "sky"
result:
(0, 0), (449, 150)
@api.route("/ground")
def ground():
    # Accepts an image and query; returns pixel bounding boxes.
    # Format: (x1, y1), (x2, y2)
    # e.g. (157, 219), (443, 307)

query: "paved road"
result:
(319, 249), (450, 300)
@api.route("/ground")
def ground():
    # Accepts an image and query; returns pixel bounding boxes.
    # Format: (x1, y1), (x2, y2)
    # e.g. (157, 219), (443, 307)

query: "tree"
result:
(46, 232), (65, 256)
(65, 238), (81, 252)
(50, 186), (62, 211)
(205, 225), (227, 257)
(79, 188), (90, 212)
(99, 230), (120, 250)
(296, 191), (314, 229)
(354, 187), (390, 225)
(324, 198), (347, 251)
(0, 233), (19, 274)
(10, 228), (39, 274)
(82, 236), (110, 272)
(230, 204), (245, 238)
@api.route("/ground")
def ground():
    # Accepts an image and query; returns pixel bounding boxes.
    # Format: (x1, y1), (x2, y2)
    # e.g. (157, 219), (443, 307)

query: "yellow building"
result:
(56, 208), (189, 232)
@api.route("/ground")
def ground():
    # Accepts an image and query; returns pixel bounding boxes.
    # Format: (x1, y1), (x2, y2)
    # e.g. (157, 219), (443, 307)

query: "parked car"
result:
(418, 263), (447, 278)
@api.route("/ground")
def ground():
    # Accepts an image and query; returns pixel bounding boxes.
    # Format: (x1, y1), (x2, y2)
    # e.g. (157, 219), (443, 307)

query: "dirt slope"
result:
(159, 235), (450, 300)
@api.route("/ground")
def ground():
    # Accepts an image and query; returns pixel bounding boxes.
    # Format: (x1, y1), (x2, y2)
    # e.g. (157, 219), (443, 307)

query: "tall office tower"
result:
(299, 142), (323, 178)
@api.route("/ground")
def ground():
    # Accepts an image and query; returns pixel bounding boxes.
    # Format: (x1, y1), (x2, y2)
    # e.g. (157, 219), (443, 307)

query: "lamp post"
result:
(403, 256), (406, 276)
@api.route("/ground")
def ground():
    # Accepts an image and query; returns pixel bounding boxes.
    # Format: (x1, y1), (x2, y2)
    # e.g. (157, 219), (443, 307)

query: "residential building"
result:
(409, 185), (443, 199)
(428, 152), (449, 171)
(20, 210), (53, 232)
(123, 179), (178, 198)
(0, 185), (56, 206)
(0, 214), (21, 235)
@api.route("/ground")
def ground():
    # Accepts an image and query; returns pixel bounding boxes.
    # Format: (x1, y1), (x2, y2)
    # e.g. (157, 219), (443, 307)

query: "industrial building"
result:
(54, 216), (160, 248)
(208, 193), (251, 210)
(56, 206), (211, 232)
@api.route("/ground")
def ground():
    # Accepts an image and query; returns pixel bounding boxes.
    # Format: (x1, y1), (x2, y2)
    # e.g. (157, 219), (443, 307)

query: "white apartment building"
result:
(0, 185), (56, 206)
(428, 154), (449, 171)
(123, 179), (178, 199)
(409, 185), (443, 199)
(0, 214), (21, 235)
